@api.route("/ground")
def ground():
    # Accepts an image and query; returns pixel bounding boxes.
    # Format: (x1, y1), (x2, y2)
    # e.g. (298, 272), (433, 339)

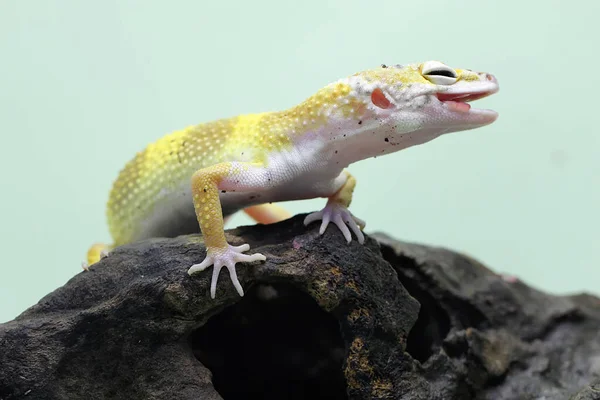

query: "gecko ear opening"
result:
(371, 88), (392, 109)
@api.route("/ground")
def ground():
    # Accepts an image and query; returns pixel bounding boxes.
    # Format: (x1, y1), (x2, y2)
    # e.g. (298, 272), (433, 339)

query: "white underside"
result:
(131, 139), (346, 242)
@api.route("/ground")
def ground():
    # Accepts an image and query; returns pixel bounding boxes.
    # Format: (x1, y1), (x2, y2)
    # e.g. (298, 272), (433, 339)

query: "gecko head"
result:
(318, 61), (499, 154)
(353, 61), (498, 129)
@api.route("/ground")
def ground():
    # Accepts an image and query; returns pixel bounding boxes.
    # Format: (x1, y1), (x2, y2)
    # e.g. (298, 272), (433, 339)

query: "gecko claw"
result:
(304, 202), (365, 244)
(188, 244), (266, 298)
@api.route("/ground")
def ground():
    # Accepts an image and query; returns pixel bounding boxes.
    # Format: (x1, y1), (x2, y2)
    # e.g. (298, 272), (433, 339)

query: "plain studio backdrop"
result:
(1, 1), (598, 322)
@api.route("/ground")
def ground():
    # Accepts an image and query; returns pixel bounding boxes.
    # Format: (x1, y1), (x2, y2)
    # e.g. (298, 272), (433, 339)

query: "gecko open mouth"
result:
(436, 91), (495, 113)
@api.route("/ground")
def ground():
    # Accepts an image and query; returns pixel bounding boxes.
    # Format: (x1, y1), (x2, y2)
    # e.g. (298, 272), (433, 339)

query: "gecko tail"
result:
(84, 242), (113, 269)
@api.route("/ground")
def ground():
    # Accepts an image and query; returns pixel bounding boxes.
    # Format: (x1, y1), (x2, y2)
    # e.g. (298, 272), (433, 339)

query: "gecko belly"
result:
(129, 184), (269, 242)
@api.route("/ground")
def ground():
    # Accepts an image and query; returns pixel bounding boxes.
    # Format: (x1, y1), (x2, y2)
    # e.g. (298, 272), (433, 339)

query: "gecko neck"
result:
(312, 119), (409, 167)
(320, 121), (452, 171)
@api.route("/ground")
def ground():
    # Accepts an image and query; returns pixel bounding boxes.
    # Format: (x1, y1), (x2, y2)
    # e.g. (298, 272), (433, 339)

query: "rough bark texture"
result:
(1, 215), (599, 399)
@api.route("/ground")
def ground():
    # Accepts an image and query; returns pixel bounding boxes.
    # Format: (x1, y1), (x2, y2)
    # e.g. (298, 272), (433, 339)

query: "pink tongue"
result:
(445, 100), (471, 113)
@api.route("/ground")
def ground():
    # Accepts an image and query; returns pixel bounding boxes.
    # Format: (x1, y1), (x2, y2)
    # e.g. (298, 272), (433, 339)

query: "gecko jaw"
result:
(434, 86), (498, 121)
(433, 71), (499, 117)
(436, 90), (494, 103)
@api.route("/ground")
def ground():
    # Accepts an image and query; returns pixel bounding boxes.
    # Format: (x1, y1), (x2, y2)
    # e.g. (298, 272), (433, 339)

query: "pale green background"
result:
(1, 0), (598, 323)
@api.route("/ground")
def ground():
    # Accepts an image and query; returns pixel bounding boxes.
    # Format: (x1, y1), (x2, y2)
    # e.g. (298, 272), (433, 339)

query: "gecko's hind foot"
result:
(188, 244), (266, 299)
(304, 202), (366, 244)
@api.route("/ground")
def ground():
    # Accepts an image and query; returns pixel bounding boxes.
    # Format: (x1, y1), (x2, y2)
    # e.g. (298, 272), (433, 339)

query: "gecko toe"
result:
(305, 202), (366, 244)
(190, 243), (266, 298)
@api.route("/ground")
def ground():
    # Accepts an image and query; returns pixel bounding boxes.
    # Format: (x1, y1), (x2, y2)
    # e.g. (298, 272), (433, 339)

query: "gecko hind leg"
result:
(244, 203), (292, 224)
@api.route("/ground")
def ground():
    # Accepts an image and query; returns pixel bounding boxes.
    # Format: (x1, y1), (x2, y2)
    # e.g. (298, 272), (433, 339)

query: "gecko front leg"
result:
(188, 161), (269, 298)
(304, 170), (365, 244)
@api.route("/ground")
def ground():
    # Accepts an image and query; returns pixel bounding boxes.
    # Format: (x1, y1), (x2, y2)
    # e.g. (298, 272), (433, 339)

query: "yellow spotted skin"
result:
(87, 61), (499, 299)
(106, 116), (270, 247)
(353, 65), (481, 85)
(190, 162), (235, 250)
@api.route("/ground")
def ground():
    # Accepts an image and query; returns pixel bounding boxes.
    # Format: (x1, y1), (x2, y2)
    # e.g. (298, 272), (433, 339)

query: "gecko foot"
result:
(304, 202), (366, 244)
(188, 244), (266, 299)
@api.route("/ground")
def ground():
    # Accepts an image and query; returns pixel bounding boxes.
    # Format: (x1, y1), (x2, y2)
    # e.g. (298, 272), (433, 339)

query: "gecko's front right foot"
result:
(188, 244), (266, 299)
(304, 202), (366, 244)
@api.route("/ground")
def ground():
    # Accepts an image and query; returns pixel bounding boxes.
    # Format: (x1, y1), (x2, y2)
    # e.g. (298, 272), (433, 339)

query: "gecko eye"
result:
(427, 70), (456, 78)
(422, 61), (458, 85)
